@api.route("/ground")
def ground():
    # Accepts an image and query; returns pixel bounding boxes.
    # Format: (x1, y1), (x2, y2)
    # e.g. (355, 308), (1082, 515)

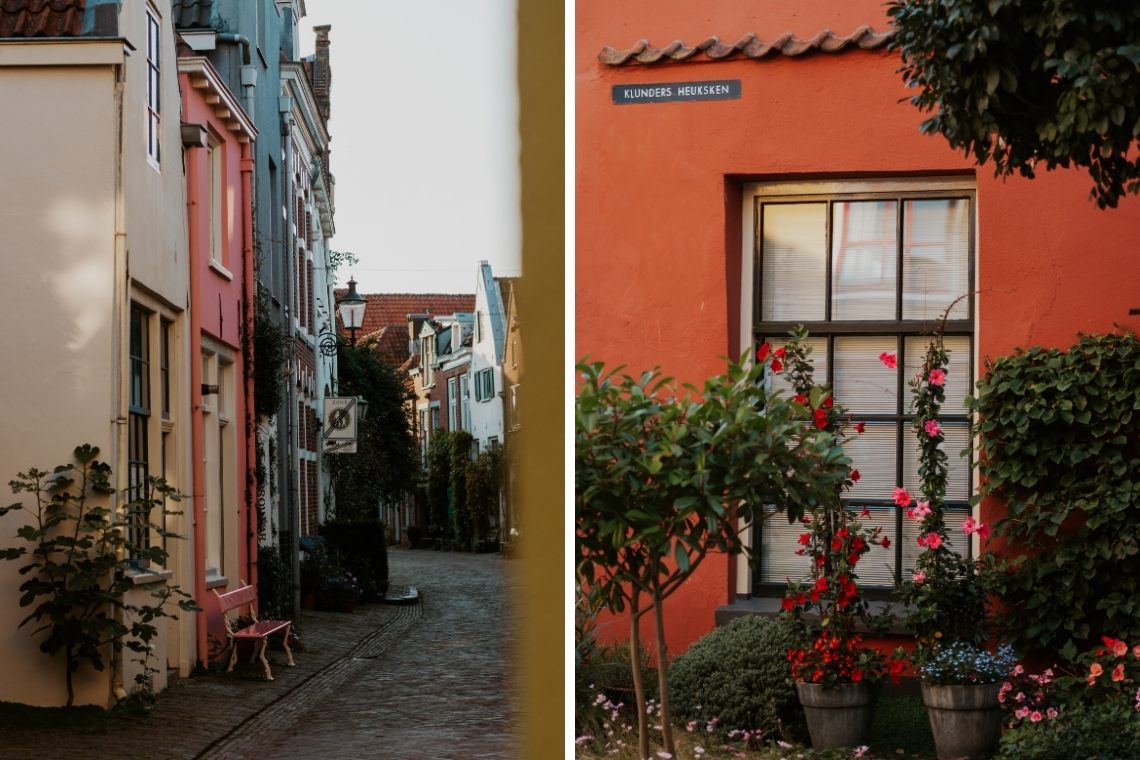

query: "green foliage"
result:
(320, 520), (389, 600)
(898, 331), (996, 657)
(996, 699), (1140, 759)
(889, 0), (1140, 208)
(327, 250), (359, 276)
(464, 446), (503, 546)
(325, 341), (417, 523)
(252, 282), (290, 421)
(426, 431), (453, 534)
(255, 542), (293, 622)
(0, 445), (198, 707)
(869, 697), (937, 757)
(448, 431), (474, 546)
(967, 332), (1140, 653)
(299, 535), (332, 596)
(669, 616), (803, 741)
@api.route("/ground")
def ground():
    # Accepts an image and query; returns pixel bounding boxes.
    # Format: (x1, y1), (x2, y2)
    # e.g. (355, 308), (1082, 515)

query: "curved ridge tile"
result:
(599, 26), (894, 66)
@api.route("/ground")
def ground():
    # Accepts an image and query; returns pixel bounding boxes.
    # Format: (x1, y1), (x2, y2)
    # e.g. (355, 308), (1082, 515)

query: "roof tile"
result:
(599, 26), (893, 66)
(0, 0), (85, 38)
(171, 0), (215, 29)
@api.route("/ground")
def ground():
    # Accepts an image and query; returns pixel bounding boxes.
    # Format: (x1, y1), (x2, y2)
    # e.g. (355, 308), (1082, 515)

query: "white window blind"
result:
(903, 335), (972, 413)
(833, 336), (898, 414)
(903, 200), (970, 321)
(832, 201), (897, 320)
(761, 203), (826, 321)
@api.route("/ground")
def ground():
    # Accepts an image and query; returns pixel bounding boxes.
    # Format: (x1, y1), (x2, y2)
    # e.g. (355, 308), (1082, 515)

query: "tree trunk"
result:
(629, 590), (650, 760)
(65, 647), (74, 708)
(652, 583), (675, 757)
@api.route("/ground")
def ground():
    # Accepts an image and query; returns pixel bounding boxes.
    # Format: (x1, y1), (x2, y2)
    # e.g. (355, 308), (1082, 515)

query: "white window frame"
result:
(447, 377), (458, 431)
(145, 5), (162, 169)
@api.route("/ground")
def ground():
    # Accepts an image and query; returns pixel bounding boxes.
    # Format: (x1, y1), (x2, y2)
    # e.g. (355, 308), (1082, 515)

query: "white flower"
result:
(694, 748), (705, 756)
(777, 740), (794, 748)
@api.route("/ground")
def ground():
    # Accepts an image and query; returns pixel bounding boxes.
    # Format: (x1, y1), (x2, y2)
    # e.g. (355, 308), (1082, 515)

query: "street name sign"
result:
(612, 79), (741, 105)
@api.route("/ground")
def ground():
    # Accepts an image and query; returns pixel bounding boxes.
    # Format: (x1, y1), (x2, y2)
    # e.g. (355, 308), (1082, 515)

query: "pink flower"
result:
(1030, 711), (1042, 723)
(1012, 664), (1024, 676)
(912, 571), (926, 583)
(906, 508), (916, 520)
(925, 419), (941, 437)
(879, 351), (898, 369)
(928, 368), (946, 386)
(1113, 664), (1126, 682)
(1133, 645), (1140, 659)
(1090, 663), (1104, 677)
(1015, 707), (1029, 719)
(976, 522), (990, 541)
(1047, 707), (1058, 719)
(921, 533), (943, 550)
(893, 487), (912, 507)
(913, 500), (932, 519)
(1115, 640), (1129, 658)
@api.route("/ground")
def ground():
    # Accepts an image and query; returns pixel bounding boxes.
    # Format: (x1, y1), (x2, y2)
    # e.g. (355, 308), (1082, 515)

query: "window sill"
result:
(715, 596), (913, 636)
(129, 568), (172, 585)
(209, 259), (234, 280)
(205, 574), (229, 590)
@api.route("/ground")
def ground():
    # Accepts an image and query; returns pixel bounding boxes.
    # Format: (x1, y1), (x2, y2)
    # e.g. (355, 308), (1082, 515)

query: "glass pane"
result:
(831, 201), (897, 320)
(766, 335), (827, 402)
(759, 510), (813, 584)
(761, 203), (826, 321)
(834, 336), (898, 414)
(903, 199), (970, 321)
(903, 422), (971, 502)
(904, 336), (972, 414)
(902, 509), (970, 573)
(846, 506), (897, 587)
(842, 423), (897, 500)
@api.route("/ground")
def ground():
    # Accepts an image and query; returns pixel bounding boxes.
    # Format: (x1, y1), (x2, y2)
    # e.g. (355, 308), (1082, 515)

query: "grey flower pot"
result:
(921, 681), (1002, 760)
(795, 680), (881, 751)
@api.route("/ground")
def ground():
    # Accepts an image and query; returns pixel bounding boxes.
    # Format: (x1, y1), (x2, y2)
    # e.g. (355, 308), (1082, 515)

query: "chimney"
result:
(312, 25), (332, 124)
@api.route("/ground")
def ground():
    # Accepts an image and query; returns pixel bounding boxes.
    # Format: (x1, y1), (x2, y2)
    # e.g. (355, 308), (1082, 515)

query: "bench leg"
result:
(283, 625), (295, 667)
(227, 636), (239, 673)
(250, 640), (260, 664)
(259, 638), (273, 681)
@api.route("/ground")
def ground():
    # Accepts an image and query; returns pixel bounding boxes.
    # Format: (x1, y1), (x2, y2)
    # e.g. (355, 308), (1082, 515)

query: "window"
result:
(145, 6), (161, 167)
(751, 187), (975, 595)
(447, 377), (459, 431)
(207, 138), (222, 267)
(460, 374), (471, 430)
(509, 385), (520, 430)
(128, 307), (151, 551)
(422, 335), (435, 386)
(430, 406), (441, 437)
(160, 322), (170, 419)
(419, 408), (429, 466)
(475, 311), (482, 343)
(474, 368), (494, 402)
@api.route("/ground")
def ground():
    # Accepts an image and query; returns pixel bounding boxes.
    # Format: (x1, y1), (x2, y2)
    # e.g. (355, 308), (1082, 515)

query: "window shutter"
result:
(761, 203), (826, 321)
(902, 199), (970, 320)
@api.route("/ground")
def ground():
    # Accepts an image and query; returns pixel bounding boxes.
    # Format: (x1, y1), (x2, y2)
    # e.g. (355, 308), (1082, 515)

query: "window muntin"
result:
(752, 191), (974, 594)
(145, 7), (161, 167)
(160, 321), (170, 419)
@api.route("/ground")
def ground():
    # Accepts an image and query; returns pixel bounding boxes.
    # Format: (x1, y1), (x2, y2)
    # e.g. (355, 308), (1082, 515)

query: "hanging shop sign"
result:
(323, 397), (358, 454)
(612, 79), (741, 105)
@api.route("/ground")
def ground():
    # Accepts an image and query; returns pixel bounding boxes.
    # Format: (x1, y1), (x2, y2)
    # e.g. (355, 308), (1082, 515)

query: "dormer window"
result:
(422, 335), (435, 386)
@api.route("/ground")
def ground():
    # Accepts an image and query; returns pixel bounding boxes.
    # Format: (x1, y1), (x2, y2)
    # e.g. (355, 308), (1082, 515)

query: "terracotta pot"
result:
(301, 593), (318, 610)
(796, 680), (881, 751)
(921, 681), (1002, 760)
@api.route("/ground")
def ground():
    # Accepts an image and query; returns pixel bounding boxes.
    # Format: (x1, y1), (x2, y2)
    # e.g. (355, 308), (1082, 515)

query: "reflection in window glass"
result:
(903, 199), (970, 320)
(832, 201), (897, 320)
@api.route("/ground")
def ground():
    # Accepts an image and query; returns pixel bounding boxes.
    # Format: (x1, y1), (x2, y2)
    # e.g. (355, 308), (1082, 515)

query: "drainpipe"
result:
(188, 143), (209, 670)
(240, 142), (258, 607)
(216, 32), (251, 65)
(111, 54), (129, 706)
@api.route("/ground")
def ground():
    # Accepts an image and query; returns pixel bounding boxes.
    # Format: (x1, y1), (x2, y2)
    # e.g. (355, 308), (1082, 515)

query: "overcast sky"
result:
(300, 1), (520, 295)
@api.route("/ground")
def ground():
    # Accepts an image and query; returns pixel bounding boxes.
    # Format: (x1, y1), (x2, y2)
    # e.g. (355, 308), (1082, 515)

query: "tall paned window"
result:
(447, 378), (458, 431)
(752, 189), (975, 596)
(129, 307), (151, 550)
(145, 6), (161, 167)
(460, 374), (471, 430)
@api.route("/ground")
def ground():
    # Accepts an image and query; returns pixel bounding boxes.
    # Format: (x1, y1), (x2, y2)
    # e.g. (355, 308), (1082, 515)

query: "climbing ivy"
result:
(968, 332), (1140, 654)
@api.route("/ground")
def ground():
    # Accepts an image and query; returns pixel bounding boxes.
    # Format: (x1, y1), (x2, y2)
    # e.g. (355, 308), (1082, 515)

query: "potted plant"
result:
(326, 571), (361, 613)
(300, 535), (330, 609)
(894, 315), (1003, 760)
(778, 331), (905, 750)
(919, 643), (1016, 759)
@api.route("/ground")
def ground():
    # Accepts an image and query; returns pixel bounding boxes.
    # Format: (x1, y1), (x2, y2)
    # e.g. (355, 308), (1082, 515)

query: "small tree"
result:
(465, 446), (503, 546)
(448, 431), (474, 547)
(0, 445), (197, 707)
(889, 0), (1140, 208)
(576, 352), (848, 758)
(426, 431), (453, 535)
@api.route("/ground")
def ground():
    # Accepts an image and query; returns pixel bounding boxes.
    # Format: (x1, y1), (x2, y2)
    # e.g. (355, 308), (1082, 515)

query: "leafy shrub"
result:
(996, 699), (1140, 760)
(320, 520), (389, 600)
(968, 332), (1140, 653)
(299, 535), (332, 596)
(668, 615), (803, 740)
(255, 542), (293, 622)
(426, 431), (452, 534)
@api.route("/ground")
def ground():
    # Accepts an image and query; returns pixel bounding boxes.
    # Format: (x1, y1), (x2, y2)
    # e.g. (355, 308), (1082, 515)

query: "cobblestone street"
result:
(0, 549), (516, 760)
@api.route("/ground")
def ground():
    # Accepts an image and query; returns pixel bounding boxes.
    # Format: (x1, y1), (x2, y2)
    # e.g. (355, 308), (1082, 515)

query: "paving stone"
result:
(0, 549), (516, 760)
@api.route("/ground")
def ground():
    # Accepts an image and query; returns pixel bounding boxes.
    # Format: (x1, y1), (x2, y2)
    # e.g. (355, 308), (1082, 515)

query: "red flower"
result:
(813, 408), (829, 430)
(836, 595), (850, 609)
(852, 669), (864, 682)
(814, 578), (828, 592)
(880, 536), (891, 549)
(798, 532), (811, 545)
(847, 553), (860, 565)
(774, 347), (787, 359)
(781, 597), (795, 611)
(794, 549), (805, 555)
(794, 394), (807, 404)
(850, 469), (861, 483)
(831, 538), (843, 551)
(816, 555), (826, 566)
(771, 358), (783, 373)
(795, 593), (806, 605)
(852, 537), (866, 551)
(822, 396), (834, 408)
(837, 528), (850, 539)
(845, 582), (857, 596)
(836, 574), (849, 585)
(853, 421), (866, 434)
(810, 589), (821, 603)
(756, 342), (771, 362)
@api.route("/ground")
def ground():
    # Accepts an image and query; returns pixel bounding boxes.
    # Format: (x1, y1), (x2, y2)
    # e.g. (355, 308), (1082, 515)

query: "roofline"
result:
(177, 56), (258, 141)
(599, 26), (893, 66)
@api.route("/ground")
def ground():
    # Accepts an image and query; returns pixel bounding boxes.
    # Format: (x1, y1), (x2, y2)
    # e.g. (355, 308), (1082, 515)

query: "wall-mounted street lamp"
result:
(337, 277), (367, 347)
(357, 397), (370, 421)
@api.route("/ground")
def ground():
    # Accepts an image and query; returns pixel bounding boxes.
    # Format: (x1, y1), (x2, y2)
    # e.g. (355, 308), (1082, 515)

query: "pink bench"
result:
(212, 581), (294, 680)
